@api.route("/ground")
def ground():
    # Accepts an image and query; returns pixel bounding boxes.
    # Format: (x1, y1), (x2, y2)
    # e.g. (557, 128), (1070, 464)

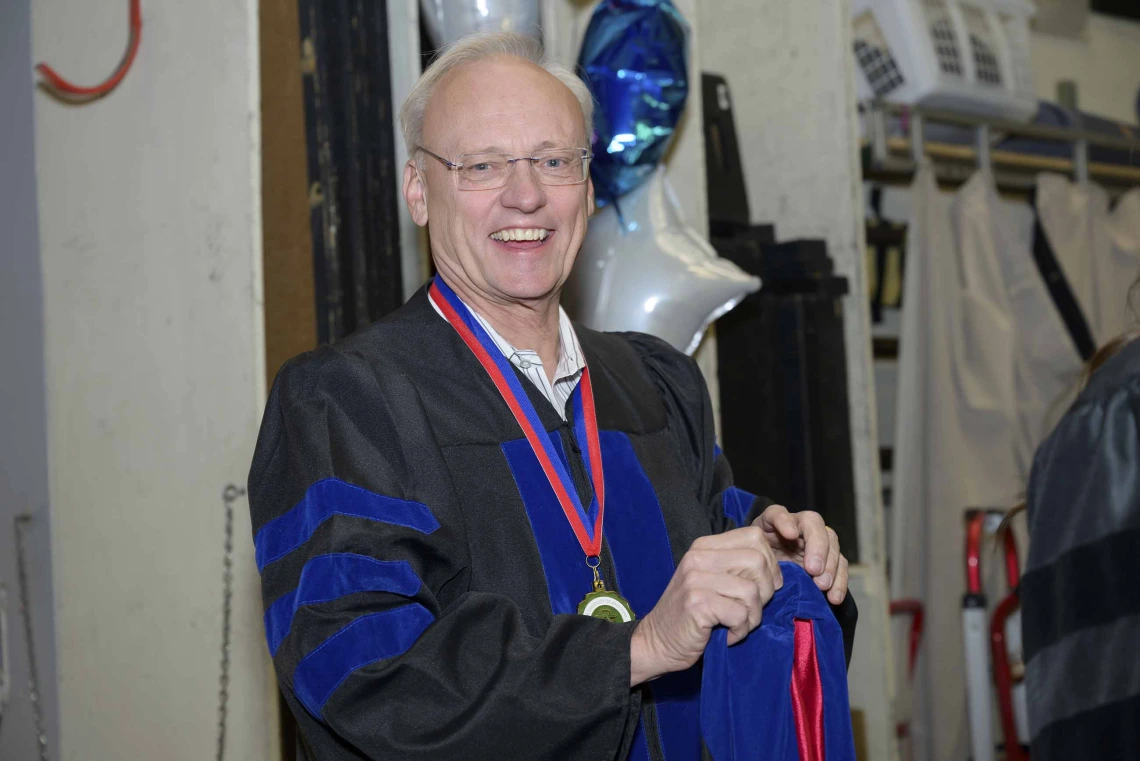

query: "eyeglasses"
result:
(415, 146), (593, 190)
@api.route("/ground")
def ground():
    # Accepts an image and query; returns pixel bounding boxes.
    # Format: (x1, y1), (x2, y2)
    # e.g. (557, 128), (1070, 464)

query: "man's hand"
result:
(630, 527), (781, 686)
(754, 504), (849, 605)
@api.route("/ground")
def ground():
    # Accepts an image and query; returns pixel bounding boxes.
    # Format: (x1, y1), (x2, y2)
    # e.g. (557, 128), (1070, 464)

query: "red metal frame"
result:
(991, 590), (1025, 761)
(966, 511), (987, 594)
(965, 509), (1027, 761)
(890, 598), (925, 747)
(890, 599), (925, 679)
(1002, 528), (1021, 589)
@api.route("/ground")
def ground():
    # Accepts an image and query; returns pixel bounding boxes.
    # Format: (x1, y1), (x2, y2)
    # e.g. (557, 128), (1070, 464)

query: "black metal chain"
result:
(217, 485), (245, 761)
(14, 514), (49, 761)
(0, 583), (7, 741)
(10, 489), (247, 761)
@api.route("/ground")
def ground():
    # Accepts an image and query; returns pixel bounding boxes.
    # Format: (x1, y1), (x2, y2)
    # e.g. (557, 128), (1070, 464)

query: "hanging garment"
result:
(890, 166), (1085, 761)
(1035, 176), (1140, 344)
(972, 180), (1085, 481)
(702, 562), (857, 761)
(1102, 188), (1140, 334)
(892, 163), (965, 761)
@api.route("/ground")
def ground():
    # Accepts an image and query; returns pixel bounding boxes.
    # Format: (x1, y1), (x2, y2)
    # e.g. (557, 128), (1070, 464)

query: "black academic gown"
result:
(1022, 338), (1140, 760)
(248, 286), (855, 761)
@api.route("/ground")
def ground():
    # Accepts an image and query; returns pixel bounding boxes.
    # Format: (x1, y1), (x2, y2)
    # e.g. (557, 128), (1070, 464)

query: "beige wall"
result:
(31, 0), (276, 757)
(1031, 13), (1140, 124)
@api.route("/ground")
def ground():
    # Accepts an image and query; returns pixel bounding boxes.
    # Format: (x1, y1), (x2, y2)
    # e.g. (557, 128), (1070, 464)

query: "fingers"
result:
(691, 524), (770, 551)
(665, 569), (770, 656)
(688, 571), (767, 633)
(688, 528), (782, 590)
(708, 594), (752, 646)
(680, 547), (779, 636)
(692, 577), (763, 646)
(637, 529), (788, 680)
(796, 511), (830, 576)
(817, 526), (842, 591)
(683, 547), (780, 589)
(759, 504), (802, 541)
(827, 555), (850, 605)
(756, 506), (831, 578)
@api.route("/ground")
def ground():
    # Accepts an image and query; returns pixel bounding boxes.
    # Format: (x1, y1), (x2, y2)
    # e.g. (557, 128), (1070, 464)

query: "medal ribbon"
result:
(429, 276), (606, 559)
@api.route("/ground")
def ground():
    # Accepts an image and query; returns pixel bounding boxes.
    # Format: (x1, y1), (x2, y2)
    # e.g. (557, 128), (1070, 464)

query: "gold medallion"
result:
(578, 575), (636, 623)
(578, 589), (636, 622)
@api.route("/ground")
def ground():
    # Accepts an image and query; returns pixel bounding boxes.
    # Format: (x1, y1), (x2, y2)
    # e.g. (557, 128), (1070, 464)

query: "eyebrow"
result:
(458, 140), (567, 156)
(460, 145), (507, 155)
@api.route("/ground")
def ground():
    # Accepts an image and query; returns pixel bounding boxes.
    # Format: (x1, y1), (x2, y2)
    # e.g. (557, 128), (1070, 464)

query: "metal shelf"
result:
(862, 103), (1140, 194)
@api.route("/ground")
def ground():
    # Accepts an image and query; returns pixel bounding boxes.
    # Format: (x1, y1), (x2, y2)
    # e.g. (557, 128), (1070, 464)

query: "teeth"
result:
(491, 228), (549, 242)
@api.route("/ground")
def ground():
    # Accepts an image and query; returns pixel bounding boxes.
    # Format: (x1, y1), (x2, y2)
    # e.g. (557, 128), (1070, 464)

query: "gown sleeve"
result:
(619, 331), (857, 666)
(248, 346), (641, 760)
(618, 332), (772, 532)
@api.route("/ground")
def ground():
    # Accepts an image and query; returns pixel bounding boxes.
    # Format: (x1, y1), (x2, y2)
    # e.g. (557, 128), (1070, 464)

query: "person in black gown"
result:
(248, 31), (853, 761)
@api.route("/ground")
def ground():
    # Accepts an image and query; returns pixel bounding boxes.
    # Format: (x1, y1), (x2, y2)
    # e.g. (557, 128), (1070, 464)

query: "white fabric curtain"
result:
(890, 165), (1091, 761)
(1036, 175), (1140, 344)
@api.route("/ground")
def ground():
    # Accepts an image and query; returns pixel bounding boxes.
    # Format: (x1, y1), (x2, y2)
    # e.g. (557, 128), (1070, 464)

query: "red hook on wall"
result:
(36, 0), (142, 99)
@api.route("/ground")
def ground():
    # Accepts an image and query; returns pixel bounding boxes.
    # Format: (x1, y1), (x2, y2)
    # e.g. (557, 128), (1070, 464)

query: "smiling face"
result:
(402, 56), (594, 309)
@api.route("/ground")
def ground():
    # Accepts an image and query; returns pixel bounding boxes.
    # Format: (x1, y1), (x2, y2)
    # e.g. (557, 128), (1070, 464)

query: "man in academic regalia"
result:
(249, 32), (853, 761)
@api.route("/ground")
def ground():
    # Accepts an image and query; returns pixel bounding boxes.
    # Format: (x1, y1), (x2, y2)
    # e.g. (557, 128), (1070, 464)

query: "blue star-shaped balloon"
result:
(577, 0), (690, 206)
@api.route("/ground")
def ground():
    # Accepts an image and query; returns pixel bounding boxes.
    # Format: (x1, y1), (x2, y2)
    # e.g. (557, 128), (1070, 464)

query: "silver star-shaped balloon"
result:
(565, 166), (761, 354)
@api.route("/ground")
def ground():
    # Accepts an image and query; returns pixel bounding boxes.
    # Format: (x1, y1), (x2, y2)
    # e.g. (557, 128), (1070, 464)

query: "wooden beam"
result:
(261, 0), (318, 387)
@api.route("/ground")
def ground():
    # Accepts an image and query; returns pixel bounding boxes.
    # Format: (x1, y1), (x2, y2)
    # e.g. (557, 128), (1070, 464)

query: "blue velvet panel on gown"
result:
(701, 563), (857, 761)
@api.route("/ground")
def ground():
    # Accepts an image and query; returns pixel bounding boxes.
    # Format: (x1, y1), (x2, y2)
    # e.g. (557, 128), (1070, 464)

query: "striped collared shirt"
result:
(430, 293), (585, 421)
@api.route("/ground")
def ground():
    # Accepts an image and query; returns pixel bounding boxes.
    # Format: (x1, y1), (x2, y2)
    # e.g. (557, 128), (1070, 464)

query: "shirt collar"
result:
(428, 287), (586, 383)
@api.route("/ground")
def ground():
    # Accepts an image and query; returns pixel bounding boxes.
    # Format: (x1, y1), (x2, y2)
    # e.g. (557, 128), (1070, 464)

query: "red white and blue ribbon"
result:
(429, 276), (606, 559)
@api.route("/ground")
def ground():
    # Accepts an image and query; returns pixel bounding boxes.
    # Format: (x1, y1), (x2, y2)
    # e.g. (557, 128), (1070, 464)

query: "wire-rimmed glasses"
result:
(416, 146), (592, 190)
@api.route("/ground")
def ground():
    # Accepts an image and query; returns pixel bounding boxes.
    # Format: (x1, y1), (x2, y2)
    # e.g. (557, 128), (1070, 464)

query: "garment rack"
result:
(863, 103), (1140, 198)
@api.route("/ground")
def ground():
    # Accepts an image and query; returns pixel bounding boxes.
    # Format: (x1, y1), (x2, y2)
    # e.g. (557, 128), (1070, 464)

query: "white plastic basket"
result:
(851, 0), (1038, 123)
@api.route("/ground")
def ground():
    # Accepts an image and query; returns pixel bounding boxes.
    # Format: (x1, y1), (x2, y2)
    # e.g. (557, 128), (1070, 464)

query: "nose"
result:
(499, 159), (547, 214)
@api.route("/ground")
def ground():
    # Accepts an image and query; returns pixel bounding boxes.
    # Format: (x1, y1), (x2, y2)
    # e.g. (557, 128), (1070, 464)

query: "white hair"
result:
(398, 32), (594, 163)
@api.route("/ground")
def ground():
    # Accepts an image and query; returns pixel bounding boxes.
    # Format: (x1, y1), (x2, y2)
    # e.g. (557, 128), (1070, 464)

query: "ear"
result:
(403, 160), (429, 226)
(586, 177), (596, 217)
